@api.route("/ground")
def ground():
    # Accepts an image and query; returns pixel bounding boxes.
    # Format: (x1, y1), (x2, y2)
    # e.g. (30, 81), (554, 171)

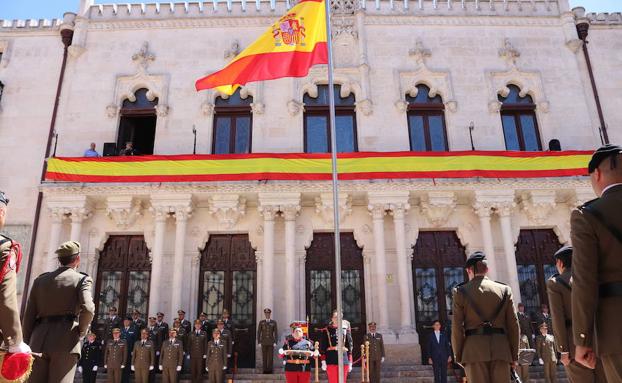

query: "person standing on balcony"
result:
(83, 143), (100, 157)
(119, 142), (139, 156)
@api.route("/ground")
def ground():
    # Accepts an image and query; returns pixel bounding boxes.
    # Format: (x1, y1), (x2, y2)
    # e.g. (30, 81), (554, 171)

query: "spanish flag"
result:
(195, 0), (328, 95)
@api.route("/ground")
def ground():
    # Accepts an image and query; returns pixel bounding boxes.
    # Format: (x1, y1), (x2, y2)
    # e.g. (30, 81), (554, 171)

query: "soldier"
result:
(104, 328), (128, 383)
(257, 307), (278, 374)
(188, 319), (208, 383)
(206, 329), (227, 383)
(23, 240), (95, 383)
(79, 333), (101, 383)
(451, 251), (519, 383)
(517, 333), (532, 383)
(146, 316), (162, 381)
(221, 309), (234, 332)
(572, 144), (622, 380)
(364, 321), (385, 383)
(547, 245), (604, 383)
(121, 316), (137, 383)
(199, 312), (212, 334)
(517, 303), (534, 348)
(536, 323), (558, 383)
(160, 328), (183, 383)
(155, 312), (170, 341)
(131, 329), (155, 383)
(534, 304), (554, 336)
(177, 310), (192, 335)
(319, 310), (353, 383)
(0, 191), (30, 354)
(216, 319), (232, 361)
(132, 309), (146, 332)
(279, 325), (316, 383)
(103, 307), (123, 344)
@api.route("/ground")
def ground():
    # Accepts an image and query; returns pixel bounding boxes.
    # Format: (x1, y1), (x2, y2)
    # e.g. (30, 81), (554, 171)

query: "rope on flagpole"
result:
(323, 0), (345, 382)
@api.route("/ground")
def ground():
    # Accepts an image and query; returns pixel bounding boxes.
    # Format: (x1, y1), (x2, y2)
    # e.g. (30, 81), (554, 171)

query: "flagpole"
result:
(323, 0), (345, 382)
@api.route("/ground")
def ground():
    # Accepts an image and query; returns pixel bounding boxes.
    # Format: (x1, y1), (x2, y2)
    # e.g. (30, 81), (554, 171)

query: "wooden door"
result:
(412, 231), (466, 364)
(306, 233), (366, 361)
(199, 234), (256, 368)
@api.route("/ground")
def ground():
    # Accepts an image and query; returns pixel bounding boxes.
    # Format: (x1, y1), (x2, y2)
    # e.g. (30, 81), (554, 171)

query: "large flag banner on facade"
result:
(195, 0), (328, 95)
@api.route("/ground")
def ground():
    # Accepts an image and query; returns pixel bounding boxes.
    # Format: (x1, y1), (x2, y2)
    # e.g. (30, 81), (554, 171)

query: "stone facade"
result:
(0, 0), (620, 364)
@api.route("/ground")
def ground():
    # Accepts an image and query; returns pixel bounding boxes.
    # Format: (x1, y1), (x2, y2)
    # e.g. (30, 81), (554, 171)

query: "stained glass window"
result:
(341, 270), (362, 323)
(202, 271), (225, 322)
(232, 271), (255, 327)
(415, 268), (439, 323)
(309, 270), (332, 324)
(97, 271), (122, 322)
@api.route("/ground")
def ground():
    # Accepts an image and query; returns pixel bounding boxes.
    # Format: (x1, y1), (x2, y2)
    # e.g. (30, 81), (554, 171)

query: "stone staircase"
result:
(77, 365), (568, 382)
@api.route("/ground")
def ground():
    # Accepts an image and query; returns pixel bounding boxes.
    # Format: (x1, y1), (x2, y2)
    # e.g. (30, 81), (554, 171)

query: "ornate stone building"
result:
(0, 0), (620, 365)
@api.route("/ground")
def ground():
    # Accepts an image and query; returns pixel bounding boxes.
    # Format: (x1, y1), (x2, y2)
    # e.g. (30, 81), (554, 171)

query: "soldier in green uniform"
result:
(188, 319), (207, 383)
(132, 309), (146, 332)
(257, 307), (278, 373)
(131, 329), (155, 383)
(206, 329), (227, 383)
(103, 307), (123, 344)
(451, 251), (520, 383)
(160, 328), (183, 383)
(536, 323), (558, 383)
(23, 240), (95, 383)
(517, 303), (534, 348)
(104, 328), (128, 383)
(517, 334), (531, 383)
(363, 321), (385, 383)
(0, 192), (30, 354)
(216, 319), (232, 361)
(572, 144), (622, 381)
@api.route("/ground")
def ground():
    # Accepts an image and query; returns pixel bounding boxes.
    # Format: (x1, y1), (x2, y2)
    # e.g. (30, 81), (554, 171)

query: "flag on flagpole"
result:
(195, 0), (328, 95)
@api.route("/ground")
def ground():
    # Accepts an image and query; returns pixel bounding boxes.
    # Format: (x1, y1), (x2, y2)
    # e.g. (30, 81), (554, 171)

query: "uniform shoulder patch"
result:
(579, 198), (598, 209)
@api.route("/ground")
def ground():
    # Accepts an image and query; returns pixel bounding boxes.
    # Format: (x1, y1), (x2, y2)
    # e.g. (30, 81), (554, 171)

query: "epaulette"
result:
(455, 281), (467, 288)
(578, 198), (598, 209)
(38, 272), (50, 277)
(549, 273), (560, 281)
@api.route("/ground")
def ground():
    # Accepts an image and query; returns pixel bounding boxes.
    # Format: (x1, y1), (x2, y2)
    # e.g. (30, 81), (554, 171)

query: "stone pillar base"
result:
(384, 343), (422, 365)
(398, 327), (419, 344)
(378, 327), (397, 344)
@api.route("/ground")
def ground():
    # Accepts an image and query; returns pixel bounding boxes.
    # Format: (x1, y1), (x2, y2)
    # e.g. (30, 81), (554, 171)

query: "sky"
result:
(0, 0), (619, 20)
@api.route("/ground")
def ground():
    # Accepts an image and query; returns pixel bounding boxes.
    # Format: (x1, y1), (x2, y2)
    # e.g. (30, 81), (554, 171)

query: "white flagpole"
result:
(322, 0), (346, 382)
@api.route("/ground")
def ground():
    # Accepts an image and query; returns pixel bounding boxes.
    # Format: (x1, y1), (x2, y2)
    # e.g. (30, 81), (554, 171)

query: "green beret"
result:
(55, 241), (81, 258)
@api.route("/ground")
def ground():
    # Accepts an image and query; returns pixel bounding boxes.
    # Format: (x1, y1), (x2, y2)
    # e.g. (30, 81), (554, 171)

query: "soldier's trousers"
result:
(107, 367), (122, 383)
(543, 361), (557, 383)
(285, 371), (311, 383)
(369, 359), (382, 383)
(29, 352), (78, 383)
(564, 360), (599, 383)
(262, 345), (274, 372)
(326, 365), (349, 383)
(161, 366), (179, 383)
(464, 360), (510, 383)
(190, 356), (205, 383)
(208, 368), (224, 383)
(82, 363), (98, 383)
(134, 366), (150, 383)
(601, 353), (622, 382)
(517, 364), (530, 383)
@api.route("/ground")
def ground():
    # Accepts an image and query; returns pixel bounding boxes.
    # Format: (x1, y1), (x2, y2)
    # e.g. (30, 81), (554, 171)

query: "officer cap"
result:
(132, 309), (141, 315)
(465, 251), (486, 269)
(109, 307), (118, 312)
(200, 312), (208, 316)
(157, 312), (164, 316)
(212, 328), (221, 335)
(169, 328), (177, 334)
(112, 328), (121, 333)
(217, 319), (225, 325)
(0, 191), (9, 206)
(55, 241), (81, 258)
(124, 316), (132, 321)
(87, 332), (97, 338)
(194, 319), (201, 325)
(148, 316), (156, 320)
(263, 308), (271, 313)
(538, 322), (548, 329)
(368, 321), (377, 326)
(554, 245), (573, 260)
(177, 310), (185, 314)
(588, 144), (622, 173)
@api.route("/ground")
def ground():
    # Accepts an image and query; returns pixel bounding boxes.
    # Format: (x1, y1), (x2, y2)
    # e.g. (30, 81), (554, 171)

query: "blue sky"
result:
(0, 0), (619, 20)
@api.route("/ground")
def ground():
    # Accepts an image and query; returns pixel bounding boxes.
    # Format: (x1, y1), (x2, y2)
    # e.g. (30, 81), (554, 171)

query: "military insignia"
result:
(272, 12), (306, 47)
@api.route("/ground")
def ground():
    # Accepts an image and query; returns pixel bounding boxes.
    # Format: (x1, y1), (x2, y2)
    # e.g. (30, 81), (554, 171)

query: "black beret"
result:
(0, 191), (8, 206)
(465, 251), (486, 269)
(588, 144), (622, 173)
(554, 245), (573, 260)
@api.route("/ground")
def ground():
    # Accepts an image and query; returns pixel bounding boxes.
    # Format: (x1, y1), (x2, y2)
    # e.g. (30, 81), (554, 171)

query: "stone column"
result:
(283, 205), (300, 322)
(190, 254), (201, 320)
(149, 207), (169, 315)
(389, 202), (415, 335)
(47, 209), (67, 271)
(497, 204), (521, 303)
(297, 251), (306, 319)
(171, 203), (192, 314)
(259, 206), (277, 312)
(474, 204), (498, 280)
(69, 207), (92, 243)
(368, 203), (391, 333)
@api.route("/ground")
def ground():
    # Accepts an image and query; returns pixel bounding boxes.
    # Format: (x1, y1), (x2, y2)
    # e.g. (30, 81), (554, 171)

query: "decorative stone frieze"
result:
(315, 192), (352, 224)
(519, 190), (557, 225)
(420, 191), (456, 227)
(207, 194), (246, 229)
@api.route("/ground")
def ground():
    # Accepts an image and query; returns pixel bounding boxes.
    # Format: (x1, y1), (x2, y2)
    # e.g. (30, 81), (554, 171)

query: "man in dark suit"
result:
(427, 320), (452, 383)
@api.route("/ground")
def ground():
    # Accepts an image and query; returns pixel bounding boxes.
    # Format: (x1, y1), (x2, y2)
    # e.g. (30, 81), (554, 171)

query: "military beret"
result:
(588, 144), (622, 173)
(465, 251), (486, 269)
(554, 245), (573, 260)
(55, 241), (80, 258)
(0, 191), (9, 206)
(263, 308), (271, 313)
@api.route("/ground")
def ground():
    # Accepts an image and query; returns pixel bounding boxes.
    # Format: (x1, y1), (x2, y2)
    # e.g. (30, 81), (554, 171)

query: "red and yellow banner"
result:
(45, 151), (591, 183)
(195, 0), (328, 95)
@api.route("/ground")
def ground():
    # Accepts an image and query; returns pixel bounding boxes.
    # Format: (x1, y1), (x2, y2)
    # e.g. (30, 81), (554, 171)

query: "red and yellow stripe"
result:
(45, 151), (591, 183)
(195, 0), (327, 95)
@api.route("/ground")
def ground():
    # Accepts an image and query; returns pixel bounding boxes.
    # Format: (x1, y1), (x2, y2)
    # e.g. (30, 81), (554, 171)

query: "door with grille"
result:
(306, 233), (366, 361)
(199, 234), (256, 368)
(412, 231), (466, 364)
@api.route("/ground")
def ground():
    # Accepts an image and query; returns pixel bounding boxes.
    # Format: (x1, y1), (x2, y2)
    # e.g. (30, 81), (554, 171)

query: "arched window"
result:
(406, 85), (448, 151)
(117, 88), (158, 155)
(303, 85), (357, 153)
(499, 85), (542, 151)
(213, 89), (253, 154)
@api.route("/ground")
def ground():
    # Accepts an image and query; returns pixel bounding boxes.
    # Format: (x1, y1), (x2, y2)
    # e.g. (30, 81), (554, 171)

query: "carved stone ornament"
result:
(315, 192), (352, 224)
(132, 41), (156, 74)
(224, 40), (241, 60)
(287, 100), (303, 116)
(201, 101), (215, 116)
(499, 38), (521, 68)
(106, 196), (143, 229)
(105, 104), (119, 118)
(519, 190), (556, 225)
(420, 192), (457, 227)
(250, 102), (265, 115)
(408, 39), (431, 66)
(488, 67), (549, 114)
(355, 99), (373, 116)
(208, 194), (246, 229)
(565, 39), (583, 54)
(155, 104), (169, 117)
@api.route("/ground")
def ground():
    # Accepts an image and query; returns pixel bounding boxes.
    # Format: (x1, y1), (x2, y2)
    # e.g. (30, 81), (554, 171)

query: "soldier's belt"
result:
(464, 327), (505, 336)
(599, 282), (622, 298)
(37, 314), (77, 324)
(326, 346), (349, 352)
(286, 359), (310, 364)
